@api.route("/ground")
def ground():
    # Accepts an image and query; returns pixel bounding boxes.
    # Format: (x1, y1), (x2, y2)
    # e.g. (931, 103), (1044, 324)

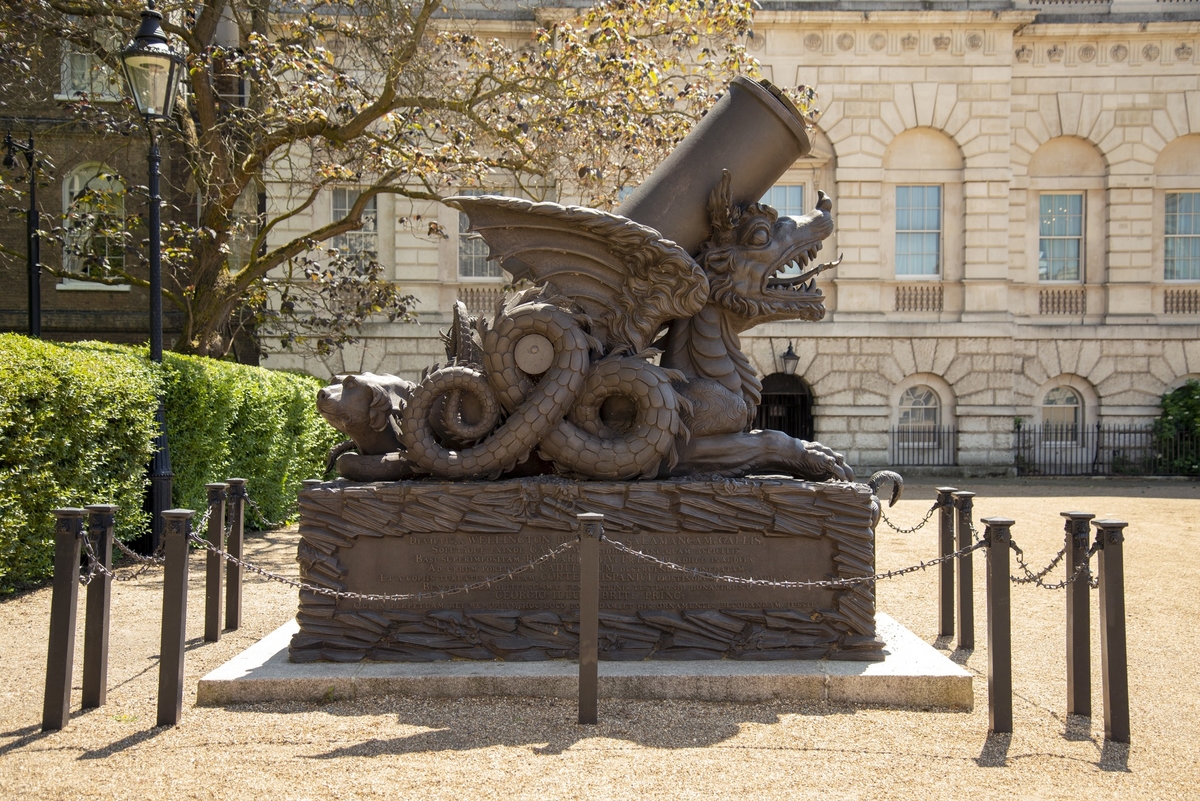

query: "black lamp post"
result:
(120, 0), (183, 550)
(3, 133), (40, 337)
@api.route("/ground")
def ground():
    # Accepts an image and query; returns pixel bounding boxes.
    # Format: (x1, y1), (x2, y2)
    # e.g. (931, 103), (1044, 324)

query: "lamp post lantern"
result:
(4, 133), (40, 337)
(780, 342), (800, 376)
(121, 0), (183, 550)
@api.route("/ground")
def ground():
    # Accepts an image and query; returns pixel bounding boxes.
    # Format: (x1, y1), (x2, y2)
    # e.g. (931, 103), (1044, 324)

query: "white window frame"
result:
(760, 184), (807, 276)
(1038, 193), (1085, 284)
(457, 189), (503, 280)
(760, 184), (806, 217)
(57, 25), (122, 102)
(330, 188), (378, 273)
(1042, 386), (1082, 444)
(1165, 191), (1200, 282)
(895, 185), (942, 278)
(896, 385), (941, 445)
(58, 164), (129, 291)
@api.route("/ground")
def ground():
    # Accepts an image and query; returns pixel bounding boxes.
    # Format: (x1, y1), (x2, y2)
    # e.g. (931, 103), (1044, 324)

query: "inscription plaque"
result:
(338, 530), (835, 613)
(291, 477), (884, 663)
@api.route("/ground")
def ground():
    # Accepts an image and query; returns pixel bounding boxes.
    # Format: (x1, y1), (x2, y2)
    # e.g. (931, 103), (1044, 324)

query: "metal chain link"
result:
(1009, 538), (1099, 590)
(82, 531), (164, 583)
(244, 493), (290, 530)
(79, 504), (220, 584)
(879, 500), (944, 534)
(186, 530), (580, 602)
(600, 533), (988, 590)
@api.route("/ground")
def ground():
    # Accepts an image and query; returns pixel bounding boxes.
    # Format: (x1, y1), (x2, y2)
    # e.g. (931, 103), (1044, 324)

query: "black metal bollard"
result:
(1062, 511), (1095, 717)
(157, 509), (194, 727)
(204, 483), (228, 643)
(953, 491), (976, 650)
(983, 517), (1015, 734)
(42, 509), (86, 732)
(224, 478), (247, 632)
(936, 487), (958, 637)
(82, 504), (117, 709)
(1094, 519), (1130, 744)
(577, 513), (603, 725)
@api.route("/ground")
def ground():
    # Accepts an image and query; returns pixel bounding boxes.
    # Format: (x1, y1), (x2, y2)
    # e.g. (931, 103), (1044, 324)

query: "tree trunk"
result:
(169, 241), (245, 358)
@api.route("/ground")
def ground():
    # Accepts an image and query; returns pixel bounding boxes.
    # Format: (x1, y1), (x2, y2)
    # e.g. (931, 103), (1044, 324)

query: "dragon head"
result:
(698, 171), (835, 331)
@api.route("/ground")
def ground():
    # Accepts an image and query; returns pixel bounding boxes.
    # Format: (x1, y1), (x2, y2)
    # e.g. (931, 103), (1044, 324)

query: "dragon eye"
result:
(746, 225), (770, 247)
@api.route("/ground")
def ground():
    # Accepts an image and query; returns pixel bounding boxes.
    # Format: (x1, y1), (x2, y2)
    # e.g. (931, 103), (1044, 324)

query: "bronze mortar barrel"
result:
(616, 76), (813, 255)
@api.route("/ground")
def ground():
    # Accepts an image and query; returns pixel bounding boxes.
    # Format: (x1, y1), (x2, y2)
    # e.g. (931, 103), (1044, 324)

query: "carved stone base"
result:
(290, 477), (884, 663)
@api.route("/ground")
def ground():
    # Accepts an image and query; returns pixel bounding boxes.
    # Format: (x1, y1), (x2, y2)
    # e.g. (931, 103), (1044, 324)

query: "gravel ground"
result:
(2, 477), (1198, 800)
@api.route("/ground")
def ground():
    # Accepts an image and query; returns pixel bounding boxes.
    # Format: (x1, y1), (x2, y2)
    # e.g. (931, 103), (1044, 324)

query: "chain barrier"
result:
(80, 531), (163, 584)
(244, 494), (291, 530)
(879, 499), (944, 534)
(1009, 538), (1099, 590)
(74, 488), (1103, 597)
(185, 530), (580, 602)
(78, 504), (219, 584)
(600, 533), (988, 590)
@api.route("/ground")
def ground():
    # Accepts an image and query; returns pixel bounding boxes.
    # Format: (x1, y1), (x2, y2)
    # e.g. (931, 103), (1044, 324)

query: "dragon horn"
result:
(707, 169), (736, 246)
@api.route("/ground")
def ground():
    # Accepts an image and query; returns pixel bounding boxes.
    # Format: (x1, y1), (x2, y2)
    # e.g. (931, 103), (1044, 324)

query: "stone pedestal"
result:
(291, 477), (883, 663)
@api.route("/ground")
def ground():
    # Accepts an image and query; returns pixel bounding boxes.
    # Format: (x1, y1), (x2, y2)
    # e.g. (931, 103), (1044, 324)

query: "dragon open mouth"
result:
(766, 242), (842, 295)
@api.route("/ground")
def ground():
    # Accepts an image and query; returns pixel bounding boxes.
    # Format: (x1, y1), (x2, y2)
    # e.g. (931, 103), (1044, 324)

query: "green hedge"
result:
(0, 334), (340, 592)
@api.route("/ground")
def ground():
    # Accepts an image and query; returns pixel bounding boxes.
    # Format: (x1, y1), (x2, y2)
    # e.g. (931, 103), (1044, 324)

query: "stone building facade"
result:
(7, 2), (1195, 473)
(271, 1), (1200, 473)
(270, 1), (1200, 474)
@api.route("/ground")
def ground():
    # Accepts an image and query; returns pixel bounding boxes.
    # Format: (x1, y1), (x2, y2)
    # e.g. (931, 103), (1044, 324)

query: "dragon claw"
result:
(868, 470), (904, 507)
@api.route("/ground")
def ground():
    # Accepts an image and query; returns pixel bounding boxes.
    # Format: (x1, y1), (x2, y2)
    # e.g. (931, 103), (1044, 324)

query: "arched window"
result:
(897, 385), (939, 443)
(882, 129), (963, 284)
(1154, 136), (1200, 289)
(1026, 137), (1105, 291)
(753, 373), (814, 441)
(61, 164), (125, 282)
(1042, 387), (1082, 443)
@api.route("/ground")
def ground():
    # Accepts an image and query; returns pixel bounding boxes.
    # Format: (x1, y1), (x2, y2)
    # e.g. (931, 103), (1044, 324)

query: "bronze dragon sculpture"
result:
(324, 169), (855, 485)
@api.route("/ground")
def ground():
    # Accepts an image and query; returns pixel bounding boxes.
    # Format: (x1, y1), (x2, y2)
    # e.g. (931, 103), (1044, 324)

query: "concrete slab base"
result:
(197, 613), (971, 710)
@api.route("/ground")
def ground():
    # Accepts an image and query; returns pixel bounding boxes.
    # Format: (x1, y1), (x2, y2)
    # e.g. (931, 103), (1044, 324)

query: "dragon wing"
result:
(446, 195), (709, 355)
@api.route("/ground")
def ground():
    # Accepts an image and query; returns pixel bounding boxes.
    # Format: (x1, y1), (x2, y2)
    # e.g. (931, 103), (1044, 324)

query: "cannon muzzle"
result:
(616, 76), (813, 255)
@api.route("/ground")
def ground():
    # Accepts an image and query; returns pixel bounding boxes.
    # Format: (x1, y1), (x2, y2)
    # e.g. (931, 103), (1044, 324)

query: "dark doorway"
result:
(754, 373), (814, 441)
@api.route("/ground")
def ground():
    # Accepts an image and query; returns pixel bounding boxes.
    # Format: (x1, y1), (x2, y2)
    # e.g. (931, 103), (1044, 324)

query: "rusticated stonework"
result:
(289, 478), (884, 663)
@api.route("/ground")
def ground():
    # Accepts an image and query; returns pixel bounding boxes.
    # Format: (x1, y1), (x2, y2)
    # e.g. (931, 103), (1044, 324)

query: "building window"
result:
(1165, 192), (1200, 281)
(330, 188), (377, 272)
(458, 190), (502, 279)
(59, 31), (121, 101)
(1042, 386), (1081, 443)
(760, 185), (805, 276)
(761, 184), (805, 217)
(897, 385), (940, 443)
(1039, 194), (1083, 282)
(895, 185), (941, 277)
(62, 165), (126, 281)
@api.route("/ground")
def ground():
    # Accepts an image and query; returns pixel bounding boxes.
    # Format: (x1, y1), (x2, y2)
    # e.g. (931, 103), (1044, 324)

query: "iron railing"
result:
(1014, 423), (1200, 477)
(888, 425), (958, 467)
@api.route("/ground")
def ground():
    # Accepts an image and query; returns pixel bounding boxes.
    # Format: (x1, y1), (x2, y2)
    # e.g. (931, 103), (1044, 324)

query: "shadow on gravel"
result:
(975, 732), (1011, 767)
(1099, 740), (1131, 772)
(78, 726), (167, 760)
(1063, 715), (1095, 742)
(300, 698), (882, 757)
(0, 724), (52, 757)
